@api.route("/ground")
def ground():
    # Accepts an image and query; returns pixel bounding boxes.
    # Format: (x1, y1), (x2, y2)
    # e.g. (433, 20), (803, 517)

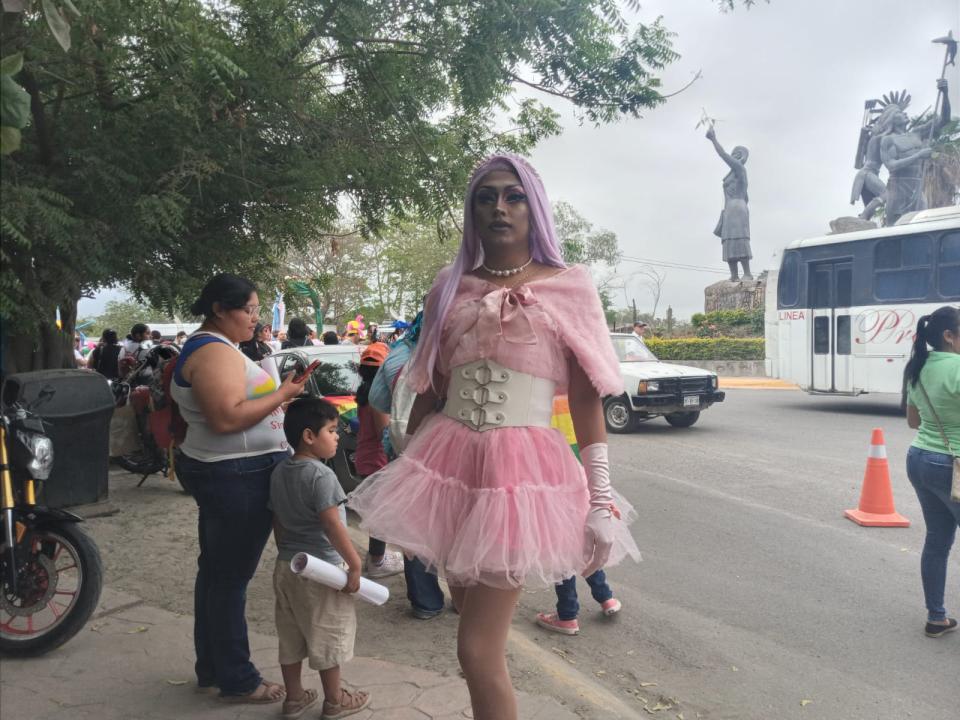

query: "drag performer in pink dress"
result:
(348, 154), (639, 720)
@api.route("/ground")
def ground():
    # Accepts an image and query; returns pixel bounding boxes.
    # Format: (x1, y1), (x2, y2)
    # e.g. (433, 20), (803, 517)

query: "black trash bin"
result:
(2, 369), (114, 508)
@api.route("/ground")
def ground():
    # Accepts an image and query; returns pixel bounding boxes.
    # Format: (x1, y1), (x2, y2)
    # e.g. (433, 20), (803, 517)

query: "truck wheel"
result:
(603, 396), (637, 434)
(665, 411), (700, 428)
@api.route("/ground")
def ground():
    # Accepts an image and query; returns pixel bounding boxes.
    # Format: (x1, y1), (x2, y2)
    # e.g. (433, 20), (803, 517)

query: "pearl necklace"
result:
(481, 257), (533, 277)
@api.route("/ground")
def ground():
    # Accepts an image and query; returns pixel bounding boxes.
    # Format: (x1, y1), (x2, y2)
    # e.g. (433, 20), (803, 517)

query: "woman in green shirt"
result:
(904, 306), (960, 638)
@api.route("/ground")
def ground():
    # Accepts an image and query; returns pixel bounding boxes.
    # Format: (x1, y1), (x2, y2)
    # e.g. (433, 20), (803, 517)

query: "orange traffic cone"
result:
(844, 428), (910, 527)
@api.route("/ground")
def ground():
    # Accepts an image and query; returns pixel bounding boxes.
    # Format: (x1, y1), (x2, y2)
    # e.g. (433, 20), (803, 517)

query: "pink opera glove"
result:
(581, 442), (616, 577)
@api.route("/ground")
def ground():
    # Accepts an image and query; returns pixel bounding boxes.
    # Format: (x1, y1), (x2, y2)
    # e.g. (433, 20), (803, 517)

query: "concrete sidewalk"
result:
(0, 588), (579, 720)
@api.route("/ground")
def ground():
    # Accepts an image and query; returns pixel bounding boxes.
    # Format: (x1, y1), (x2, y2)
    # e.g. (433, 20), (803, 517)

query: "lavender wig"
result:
(416, 154), (566, 389)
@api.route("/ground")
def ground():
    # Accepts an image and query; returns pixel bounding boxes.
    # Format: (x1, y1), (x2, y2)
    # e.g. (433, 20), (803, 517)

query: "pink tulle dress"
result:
(347, 265), (641, 588)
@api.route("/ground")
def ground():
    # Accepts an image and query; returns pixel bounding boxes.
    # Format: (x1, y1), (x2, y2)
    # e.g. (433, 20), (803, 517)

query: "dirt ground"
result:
(83, 467), (599, 714)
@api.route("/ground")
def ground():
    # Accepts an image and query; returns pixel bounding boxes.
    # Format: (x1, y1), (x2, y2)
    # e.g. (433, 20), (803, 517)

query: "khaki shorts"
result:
(273, 559), (357, 671)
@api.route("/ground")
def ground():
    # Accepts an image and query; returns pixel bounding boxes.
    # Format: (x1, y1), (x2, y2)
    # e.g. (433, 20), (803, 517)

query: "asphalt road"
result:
(515, 389), (959, 720)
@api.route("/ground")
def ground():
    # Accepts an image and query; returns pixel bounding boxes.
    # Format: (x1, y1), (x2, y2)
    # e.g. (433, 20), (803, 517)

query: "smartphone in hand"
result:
(293, 359), (321, 383)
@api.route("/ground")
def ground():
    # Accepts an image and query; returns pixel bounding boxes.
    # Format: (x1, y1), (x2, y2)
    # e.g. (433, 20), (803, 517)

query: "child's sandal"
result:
(322, 687), (371, 719)
(282, 688), (319, 719)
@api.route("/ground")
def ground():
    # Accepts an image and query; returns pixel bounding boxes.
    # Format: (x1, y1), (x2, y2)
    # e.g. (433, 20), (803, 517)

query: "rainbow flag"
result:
(551, 395), (580, 461)
(325, 395), (359, 430)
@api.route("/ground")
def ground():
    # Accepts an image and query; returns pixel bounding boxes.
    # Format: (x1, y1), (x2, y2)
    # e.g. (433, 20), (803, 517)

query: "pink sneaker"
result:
(601, 599), (622, 616)
(536, 612), (580, 635)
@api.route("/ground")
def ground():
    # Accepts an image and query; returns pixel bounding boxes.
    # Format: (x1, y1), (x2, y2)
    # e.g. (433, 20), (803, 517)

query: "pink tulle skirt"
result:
(347, 413), (641, 589)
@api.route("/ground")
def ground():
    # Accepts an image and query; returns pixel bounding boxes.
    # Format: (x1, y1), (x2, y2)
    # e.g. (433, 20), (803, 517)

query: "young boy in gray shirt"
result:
(269, 398), (370, 719)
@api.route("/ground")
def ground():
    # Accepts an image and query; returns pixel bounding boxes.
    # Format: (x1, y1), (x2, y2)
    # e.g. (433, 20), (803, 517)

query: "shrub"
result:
(646, 337), (764, 361)
(690, 309), (763, 338)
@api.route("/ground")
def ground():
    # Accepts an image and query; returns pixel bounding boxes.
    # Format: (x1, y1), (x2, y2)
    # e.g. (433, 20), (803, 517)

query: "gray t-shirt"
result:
(269, 456), (346, 564)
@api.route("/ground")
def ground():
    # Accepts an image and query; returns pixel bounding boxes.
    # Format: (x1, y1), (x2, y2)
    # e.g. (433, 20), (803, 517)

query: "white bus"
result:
(765, 206), (960, 395)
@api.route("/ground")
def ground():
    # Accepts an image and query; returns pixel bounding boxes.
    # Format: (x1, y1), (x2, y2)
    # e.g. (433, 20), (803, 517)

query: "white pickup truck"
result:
(603, 334), (726, 432)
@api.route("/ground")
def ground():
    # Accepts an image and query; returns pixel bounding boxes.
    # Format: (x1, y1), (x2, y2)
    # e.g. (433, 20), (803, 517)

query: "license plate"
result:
(683, 395), (700, 407)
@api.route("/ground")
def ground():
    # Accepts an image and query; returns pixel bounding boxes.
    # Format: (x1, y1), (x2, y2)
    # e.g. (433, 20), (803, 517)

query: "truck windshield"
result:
(610, 336), (658, 362)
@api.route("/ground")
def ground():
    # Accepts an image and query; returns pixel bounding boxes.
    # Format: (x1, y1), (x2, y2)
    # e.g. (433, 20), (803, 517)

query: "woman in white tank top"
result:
(173, 274), (306, 704)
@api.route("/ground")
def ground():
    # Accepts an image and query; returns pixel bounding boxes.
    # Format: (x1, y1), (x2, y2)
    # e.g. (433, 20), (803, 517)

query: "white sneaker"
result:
(365, 550), (404, 578)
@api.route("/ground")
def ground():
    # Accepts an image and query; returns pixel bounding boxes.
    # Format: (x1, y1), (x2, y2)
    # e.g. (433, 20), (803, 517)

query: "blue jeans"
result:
(178, 450), (287, 695)
(555, 570), (613, 621)
(906, 446), (960, 622)
(404, 556), (445, 614)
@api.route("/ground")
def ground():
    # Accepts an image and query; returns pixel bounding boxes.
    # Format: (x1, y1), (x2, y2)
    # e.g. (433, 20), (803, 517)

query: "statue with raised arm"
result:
(881, 78), (951, 225)
(706, 126), (752, 281)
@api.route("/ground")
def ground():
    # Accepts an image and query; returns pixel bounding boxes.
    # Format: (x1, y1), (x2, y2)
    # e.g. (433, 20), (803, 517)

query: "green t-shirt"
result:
(906, 351), (960, 455)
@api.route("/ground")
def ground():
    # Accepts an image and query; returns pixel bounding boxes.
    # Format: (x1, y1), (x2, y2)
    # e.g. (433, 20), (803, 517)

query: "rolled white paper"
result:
(260, 355), (282, 389)
(290, 552), (390, 606)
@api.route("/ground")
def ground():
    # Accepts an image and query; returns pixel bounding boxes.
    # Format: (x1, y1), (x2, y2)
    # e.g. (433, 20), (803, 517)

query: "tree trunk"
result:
(2, 296), (78, 379)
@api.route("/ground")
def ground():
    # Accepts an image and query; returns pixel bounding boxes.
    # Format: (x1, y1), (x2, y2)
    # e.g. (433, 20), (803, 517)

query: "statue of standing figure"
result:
(849, 91), (911, 222)
(880, 78), (951, 226)
(706, 127), (752, 281)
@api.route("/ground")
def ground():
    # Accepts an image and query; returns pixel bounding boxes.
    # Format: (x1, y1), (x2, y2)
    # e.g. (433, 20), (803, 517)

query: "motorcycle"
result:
(111, 343), (184, 490)
(0, 393), (103, 656)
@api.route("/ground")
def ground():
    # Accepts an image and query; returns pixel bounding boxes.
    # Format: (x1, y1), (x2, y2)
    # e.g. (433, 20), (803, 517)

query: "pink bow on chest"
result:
(476, 285), (539, 346)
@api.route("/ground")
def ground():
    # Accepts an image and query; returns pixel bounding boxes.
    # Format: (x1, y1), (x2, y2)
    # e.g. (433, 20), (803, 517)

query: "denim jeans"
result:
(404, 556), (445, 614)
(906, 446), (960, 622)
(178, 450), (287, 695)
(555, 570), (613, 621)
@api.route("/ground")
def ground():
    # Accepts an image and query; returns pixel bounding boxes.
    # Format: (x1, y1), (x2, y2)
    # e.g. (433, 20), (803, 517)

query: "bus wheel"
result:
(665, 411), (700, 428)
(603, 396), (637, 434)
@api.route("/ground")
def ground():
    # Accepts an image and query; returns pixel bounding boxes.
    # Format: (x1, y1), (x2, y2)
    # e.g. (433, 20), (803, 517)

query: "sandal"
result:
(282, 688), (319, 719)
(322, 687), (371, 719)
(219, 680), (286, 704)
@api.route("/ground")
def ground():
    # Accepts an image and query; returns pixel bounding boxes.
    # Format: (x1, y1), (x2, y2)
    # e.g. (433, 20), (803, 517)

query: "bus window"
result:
(874, 234), (932, 300)
(939, 232), (960, 299)
(810, 265), (831, 308)
(778, 251), (799, 307)
(836, 267), (852, 307)
(814, 316), (829, 354)
(836, 315), (851, 355)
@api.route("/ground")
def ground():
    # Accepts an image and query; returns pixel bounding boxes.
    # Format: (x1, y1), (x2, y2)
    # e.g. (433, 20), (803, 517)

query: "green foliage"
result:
(554, 201), (621, 267)
(690, 308), (764, 337)
(646, 337), (764, 361)
(83, 298), (180, 337)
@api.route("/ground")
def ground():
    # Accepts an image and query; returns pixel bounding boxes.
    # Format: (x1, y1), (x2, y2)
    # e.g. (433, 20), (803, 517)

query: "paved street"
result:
(515, 389), (958, 720)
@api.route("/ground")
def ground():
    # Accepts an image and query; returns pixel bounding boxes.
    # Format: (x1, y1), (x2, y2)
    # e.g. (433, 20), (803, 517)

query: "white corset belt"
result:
(444, 358), (555, 432)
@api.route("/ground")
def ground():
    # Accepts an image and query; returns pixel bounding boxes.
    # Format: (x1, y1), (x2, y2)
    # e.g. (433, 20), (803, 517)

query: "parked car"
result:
(270, 344), (363, 491)
(603, 334), (725, 432)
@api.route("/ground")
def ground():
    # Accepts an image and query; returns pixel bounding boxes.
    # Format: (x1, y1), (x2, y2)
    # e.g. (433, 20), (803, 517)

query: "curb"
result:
(719, 377), (798, 390)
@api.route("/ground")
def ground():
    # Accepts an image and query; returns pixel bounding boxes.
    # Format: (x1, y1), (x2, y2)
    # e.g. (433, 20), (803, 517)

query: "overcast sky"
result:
(80, 0), (959, 322)
(527, 0), (960, 318)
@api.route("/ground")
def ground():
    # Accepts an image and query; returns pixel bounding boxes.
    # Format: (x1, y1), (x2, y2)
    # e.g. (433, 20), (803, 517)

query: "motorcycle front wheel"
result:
(0, 523), (103, 657)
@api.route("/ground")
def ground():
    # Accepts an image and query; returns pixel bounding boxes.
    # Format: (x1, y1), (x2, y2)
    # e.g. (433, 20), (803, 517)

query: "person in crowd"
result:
(118, 322), (151, 368)
(87, 329), (122, 380)
(309, 328), (321, 346)
(348, 154), (639, 720)
(631, 321), (649, 348)
(283, 318), (311, 349)
(175, 331), (188, 348)
(269, 398), (371, 719)
(903, 306), (960, 638)
(368, 323), (379, 343)
(73, 334), (86, 367)
(535, 569), (621, 635)
(354, 342), (404, 579)
(342, 330), (359, 345)
(366, 311), (446, 619)
(239, 322), (273, 363)
(322, 330), (340, 346)
(151, 329), (164, 344)
(171, 274), (308, 704)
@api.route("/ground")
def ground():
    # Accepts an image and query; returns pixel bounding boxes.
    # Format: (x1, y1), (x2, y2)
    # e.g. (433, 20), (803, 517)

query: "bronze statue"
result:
(706, 127), (752, 281)
(881, 78), (951, 225)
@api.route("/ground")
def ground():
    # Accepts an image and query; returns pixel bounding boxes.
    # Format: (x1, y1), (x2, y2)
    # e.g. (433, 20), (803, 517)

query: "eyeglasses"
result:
(238, 305), (261, 316)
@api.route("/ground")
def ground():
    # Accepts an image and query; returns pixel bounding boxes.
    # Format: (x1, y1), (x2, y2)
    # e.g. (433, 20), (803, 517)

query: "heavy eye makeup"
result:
(475, 186), (527, 206)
